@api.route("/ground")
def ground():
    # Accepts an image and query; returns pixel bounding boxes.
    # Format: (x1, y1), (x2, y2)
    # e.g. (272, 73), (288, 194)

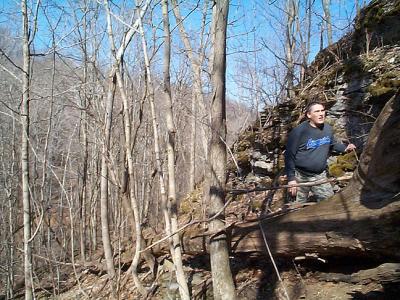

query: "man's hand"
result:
(288, 180), (297, 196)
(345, 143), (356, 152)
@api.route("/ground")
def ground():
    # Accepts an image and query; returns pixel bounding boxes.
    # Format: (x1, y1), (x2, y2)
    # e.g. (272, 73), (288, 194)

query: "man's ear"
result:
(306, 112), (311, 119)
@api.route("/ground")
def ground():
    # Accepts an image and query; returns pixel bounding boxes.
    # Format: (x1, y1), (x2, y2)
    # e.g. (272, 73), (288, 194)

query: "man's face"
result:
(307, 104), (326, 127)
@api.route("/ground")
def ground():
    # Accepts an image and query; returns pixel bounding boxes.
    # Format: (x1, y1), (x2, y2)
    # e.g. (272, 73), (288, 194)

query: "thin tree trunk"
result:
(40, 16), (58, 287)
(171, 0), (210, 191)
(355, 0), (360, 15)
(305, 0), (312, 79)
(320, 21), (325, 51)
(3, 119), (17, 299)
(134, 0), (184, 296)
(208, 1), (236, 299)
(103, 0), (149, 294)
(285, 0), (296, 100)
(296, 0), (310, 83)
(161, 0), (190, 298)
(189, 92), (197, 191)
(79, 0), (89, 262)
(100, 70), (116, 279)
(21, 0), (33, 298)
(99, 0), (151, 288)
(322, 0), (333, 46)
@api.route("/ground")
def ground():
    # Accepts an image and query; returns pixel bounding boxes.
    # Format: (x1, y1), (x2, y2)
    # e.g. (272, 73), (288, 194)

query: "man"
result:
(285, 101), (356, 203)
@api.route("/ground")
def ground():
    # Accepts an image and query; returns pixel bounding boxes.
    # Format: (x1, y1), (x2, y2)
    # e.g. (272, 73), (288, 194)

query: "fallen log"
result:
(230, 189), (400, 258)
(316, 263), (400, 284)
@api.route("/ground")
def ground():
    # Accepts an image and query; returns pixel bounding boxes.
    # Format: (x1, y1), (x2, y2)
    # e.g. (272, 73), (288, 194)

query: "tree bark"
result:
(21, 0), (33, 298)
(285, 0), (297, 99)
(100, 71), (116, 279)
(297, 0), (312, 83)
(161, 1), (190, 298)
(171, 0), (210, 191)
(355, 0), (360, 15)
(322, 0), (333, 46)
(103, 0), (150, 293)
(207, 1), (236, 299)
(78, 0), (89, 262)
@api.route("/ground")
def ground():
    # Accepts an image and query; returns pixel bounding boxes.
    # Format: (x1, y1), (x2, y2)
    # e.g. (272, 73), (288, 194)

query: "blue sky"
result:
(225, 0), (371, 105)
(0, 0), (371, 107)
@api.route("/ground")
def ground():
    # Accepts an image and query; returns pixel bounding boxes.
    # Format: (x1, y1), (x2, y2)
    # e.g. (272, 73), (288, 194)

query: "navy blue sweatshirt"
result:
(285, 121), (346, 181)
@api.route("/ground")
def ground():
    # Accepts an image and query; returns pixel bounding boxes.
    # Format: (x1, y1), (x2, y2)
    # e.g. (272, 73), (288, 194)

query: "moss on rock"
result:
(235, 150), (251, 170)
(329, 151), (358, 177)
(235, 130), (257, 152)
(369, 85), (395, 97)
(329, 164), (345, 177)
(367, 76), (399, 99)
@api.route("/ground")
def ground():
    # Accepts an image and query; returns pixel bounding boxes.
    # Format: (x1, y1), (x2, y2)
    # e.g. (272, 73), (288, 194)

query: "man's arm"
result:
(285, 128), (300, 181)
(331, 133), (356, 153)
(285, 128), (301, 196)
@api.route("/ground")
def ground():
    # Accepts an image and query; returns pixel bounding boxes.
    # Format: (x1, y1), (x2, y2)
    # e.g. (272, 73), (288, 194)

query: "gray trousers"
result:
(295, 170), (334, 203)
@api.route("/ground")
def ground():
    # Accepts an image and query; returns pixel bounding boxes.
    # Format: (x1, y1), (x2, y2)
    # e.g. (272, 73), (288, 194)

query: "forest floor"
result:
(49, 253), (398, 299)
(234, 258), (398, 300)
(44, 185), (400, 299)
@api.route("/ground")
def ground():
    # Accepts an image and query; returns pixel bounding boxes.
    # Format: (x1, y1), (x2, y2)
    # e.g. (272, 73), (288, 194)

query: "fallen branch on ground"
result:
(141, 175), (353, 253)
(228, 175), (352, 195)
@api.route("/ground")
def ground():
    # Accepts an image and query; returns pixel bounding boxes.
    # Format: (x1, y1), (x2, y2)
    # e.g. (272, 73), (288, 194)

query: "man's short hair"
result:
(305, 101), (324, 114)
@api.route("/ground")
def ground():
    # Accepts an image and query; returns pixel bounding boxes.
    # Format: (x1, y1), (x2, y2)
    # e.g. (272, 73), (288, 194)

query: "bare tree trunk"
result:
(134, 0), (190, 296)
(285, 0), (296, 99)
(305, 0), (312, 79)
(100, 71), (116, 279)
(355, 0), (360, 15)
(297, 0), (311, 83)
(103, 0), (151, 294)
(161, 1), (190, 298)
(208, 1), (236, 299)
(87, 4), (100, 259)
(21, 0), (33, 298)
(322, 0), (333, 46)
(2, 119), (17, 299)
(79, 0), (89, 262)
(171, 0), (210, 191)
(189, 92), (197, 191)
(40, 15), (58, 286)
(320, 20), (325, 51)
